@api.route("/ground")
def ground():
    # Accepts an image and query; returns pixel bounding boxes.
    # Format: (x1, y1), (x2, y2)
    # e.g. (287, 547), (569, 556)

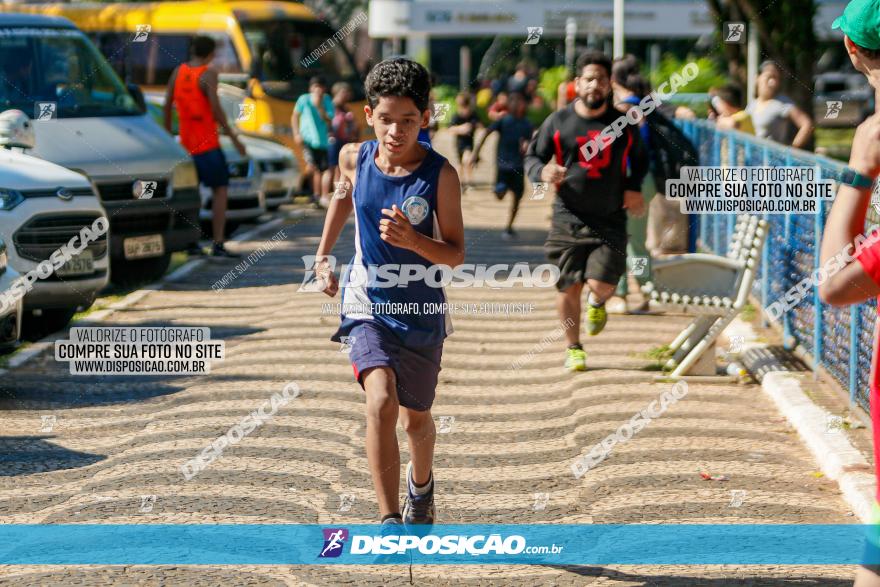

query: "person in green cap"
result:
(820, 1), (880, 584)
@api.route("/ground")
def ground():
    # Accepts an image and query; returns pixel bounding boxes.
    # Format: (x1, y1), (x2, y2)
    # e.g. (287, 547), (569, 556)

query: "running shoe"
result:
(565, 347), (587, 372)
(585, 303), (607, 336)
(211, 242), (240, 259)
(371, 516), (409, 565)
(402, 461), (435, 526)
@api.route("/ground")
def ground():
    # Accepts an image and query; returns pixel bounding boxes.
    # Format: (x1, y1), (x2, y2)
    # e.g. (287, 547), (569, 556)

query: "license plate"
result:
(56, 250), (94, 277)
(123, 234), (164, 260)
(263, 179), (283, 191)
(229, 178), (253, 192)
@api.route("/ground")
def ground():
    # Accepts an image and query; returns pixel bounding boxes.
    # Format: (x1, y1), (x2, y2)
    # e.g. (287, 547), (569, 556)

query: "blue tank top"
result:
(334, 140), (452, 348)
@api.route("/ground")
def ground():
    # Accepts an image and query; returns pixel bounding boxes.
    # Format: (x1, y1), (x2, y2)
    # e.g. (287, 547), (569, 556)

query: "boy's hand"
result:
(623, 190), (646, 217)
(850, 113), (880, 178)
(540, 160), (567, 183)
(379, 205), (420, 251)
(315, 257), (338, 297)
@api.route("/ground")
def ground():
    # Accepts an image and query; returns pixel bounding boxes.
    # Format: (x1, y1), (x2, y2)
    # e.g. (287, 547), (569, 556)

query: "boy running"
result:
(472, 92), (534, 239)
(524, 51), (647, 372)
(313, 58), (464, 529)
(293, 76), (334, 208)
(165, 35), (246, 258)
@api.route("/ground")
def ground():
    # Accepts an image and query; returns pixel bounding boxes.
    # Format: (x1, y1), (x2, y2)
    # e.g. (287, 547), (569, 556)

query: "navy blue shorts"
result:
(342, 320), (442, 412)
(192, 148), (229, 188)
(328, 139), (349, 167)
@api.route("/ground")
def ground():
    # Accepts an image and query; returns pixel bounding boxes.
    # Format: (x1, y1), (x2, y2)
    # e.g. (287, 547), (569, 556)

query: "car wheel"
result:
(110, 253), (172, 287)
(20, 308), (78, 341)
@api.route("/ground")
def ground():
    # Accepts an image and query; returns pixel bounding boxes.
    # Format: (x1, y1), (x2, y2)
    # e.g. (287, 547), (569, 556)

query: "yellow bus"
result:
(3, 1), (369, 166)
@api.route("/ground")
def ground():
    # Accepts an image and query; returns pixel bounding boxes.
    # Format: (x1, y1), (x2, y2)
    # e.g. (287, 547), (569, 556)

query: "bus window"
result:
(241, 19), (360, 101)
(94, 33), (242, 87)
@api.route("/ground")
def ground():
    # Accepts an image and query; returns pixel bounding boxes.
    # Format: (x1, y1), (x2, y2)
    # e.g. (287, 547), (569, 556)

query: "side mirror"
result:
(127, 83), (146, 113)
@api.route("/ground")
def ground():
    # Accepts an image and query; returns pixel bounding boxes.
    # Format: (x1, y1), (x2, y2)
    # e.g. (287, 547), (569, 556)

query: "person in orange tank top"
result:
(164, 36), (246, 258)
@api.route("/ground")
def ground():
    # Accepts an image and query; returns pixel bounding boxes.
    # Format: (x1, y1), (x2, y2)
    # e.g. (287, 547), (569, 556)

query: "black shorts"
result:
(544, 219), (627, 291)
(192, 148), (229, 188)
(303, 145), (329, 172)
(495, 167), (524, 199)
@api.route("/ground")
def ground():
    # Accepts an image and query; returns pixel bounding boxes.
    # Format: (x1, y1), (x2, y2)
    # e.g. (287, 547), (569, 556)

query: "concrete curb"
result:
(1, 210), (307, 373)
(727, 319), (876, 522)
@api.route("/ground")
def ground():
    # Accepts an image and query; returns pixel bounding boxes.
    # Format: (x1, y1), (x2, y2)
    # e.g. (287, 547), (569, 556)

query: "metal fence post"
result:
(813, 165), (824, 378)
(760, 146), (770, 327)
(782, 153), (793, 347)
(850, 304), (860, 403)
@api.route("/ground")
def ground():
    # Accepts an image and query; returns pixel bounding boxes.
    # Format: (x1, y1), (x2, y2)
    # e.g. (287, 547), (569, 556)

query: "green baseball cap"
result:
(833, 0), (880, 51)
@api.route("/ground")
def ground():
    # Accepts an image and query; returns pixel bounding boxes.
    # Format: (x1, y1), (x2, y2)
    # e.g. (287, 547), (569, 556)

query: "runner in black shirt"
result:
(524, 50), (648, 372)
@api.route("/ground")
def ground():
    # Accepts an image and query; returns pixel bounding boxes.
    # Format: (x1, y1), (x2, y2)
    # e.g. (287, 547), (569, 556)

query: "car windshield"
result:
(0, 27), (141, 118)
(240, 19), (362, 101)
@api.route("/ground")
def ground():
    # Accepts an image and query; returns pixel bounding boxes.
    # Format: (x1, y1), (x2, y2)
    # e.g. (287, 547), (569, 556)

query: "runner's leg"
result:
(586, 279), (616, 304)
(558, 281), (584, 346)
(399, 406), (435, 486)
(362, 366), (401, 517)
(212, 185), (228, 243)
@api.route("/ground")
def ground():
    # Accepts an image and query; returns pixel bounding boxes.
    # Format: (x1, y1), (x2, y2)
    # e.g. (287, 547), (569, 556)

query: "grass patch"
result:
(815, 127), (855, 162)
(635, 344), (674, 372)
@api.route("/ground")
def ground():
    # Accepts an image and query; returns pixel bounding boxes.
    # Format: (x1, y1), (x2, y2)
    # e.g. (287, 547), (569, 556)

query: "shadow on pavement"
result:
(0, 436), (104, 476)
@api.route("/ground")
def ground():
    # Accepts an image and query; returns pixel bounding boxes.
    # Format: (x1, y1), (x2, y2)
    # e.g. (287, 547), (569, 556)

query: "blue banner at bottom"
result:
(1, 524), (878, 565)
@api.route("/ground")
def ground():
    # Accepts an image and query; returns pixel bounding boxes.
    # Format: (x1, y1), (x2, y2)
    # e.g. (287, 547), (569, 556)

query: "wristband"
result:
(840, 166), (875, 189)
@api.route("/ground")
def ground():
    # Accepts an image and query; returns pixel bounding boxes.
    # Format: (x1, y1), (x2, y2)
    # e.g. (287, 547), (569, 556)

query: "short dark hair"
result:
(309, 76), (327, 89)
(191, 36), (216, 59)
(855, 42), (880, 60)
(576, 50), (612, 78)
(365, 57), (432, 112)
(715, 84), (744, 109)
(612, 56), (650, 97)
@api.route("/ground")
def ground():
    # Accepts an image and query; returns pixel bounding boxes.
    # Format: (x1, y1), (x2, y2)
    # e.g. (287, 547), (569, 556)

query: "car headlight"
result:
(172, 162), (199, 190)
(0, 188), (23, 211)
(0, 237), (7, 274)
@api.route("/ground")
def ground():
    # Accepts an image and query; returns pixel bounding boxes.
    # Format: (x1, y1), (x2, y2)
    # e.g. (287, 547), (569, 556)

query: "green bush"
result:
(648, 54), (726, 94)
(538, 65), (569, 107)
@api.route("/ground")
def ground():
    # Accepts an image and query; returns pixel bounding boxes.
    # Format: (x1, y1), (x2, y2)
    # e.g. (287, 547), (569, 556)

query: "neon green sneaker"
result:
(585, 304), (607, 336)
(565, 347), (587, 372)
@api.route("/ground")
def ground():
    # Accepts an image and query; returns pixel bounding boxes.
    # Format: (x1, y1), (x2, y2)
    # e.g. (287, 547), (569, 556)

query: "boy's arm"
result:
(819, 113), (880, 306)
(314, 142), (358, 296)
(379, 162), (464, 267)
(163, 67), (178, 133)
(200, 68), (246, 155)
(291, 98), (304, 145)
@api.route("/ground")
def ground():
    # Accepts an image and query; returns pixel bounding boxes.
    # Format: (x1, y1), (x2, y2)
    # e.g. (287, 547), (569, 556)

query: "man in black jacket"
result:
(525, 50), (648, 372)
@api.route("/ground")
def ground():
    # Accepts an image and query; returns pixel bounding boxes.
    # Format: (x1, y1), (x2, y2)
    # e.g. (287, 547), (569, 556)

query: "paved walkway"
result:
(0, 133), (862, 585)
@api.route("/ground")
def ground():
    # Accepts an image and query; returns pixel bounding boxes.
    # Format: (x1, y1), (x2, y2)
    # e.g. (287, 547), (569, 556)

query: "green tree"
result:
(705, 0), (817, 113)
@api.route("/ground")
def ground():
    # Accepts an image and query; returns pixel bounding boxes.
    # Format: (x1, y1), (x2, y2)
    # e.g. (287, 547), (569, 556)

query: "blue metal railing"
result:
(676, 119), (877, 412)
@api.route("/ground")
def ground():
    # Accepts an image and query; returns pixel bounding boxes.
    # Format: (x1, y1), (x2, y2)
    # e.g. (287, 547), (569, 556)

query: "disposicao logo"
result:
(319, 528), (348, 558)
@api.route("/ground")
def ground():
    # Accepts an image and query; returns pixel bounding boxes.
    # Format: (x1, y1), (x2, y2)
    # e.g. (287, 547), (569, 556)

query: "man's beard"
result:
(586, 95), (607, 108)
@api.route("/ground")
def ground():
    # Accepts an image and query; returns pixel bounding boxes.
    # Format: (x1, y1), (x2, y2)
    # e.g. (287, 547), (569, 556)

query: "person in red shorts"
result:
(819, 1), (880, 584)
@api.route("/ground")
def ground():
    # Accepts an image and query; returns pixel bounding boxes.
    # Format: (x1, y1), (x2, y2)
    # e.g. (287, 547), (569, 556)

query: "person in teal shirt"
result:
(293, 76), (335, 207)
